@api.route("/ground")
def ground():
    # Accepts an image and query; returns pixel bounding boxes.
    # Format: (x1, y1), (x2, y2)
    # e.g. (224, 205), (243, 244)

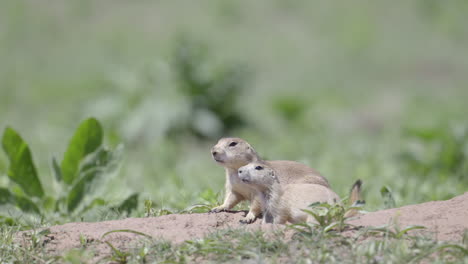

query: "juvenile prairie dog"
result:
(238, 162), (362, 224)
(210, 137), (330, 223)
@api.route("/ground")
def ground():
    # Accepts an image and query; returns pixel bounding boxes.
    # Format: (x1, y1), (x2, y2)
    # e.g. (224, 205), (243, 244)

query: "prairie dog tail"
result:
(344, 179), (364, 218)
(349, 179), (362, 206)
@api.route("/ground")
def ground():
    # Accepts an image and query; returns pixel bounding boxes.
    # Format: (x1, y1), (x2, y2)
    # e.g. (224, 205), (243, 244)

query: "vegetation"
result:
(1, 0), (467, 262)
(1, 209), (466, 263)
(0, 118), (137, 226)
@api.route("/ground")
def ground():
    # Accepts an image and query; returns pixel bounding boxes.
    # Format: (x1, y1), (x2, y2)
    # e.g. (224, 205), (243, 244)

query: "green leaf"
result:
(38, 228), (51, 236)
(67, 145), (123, 213)
(66, 170), (99, 213)
(302, 209), (324, 226)
(324, 222), (339, 233)
(0, 215), (16, 226)
(2, 127), (44, 198)
(14, 195), (41, 215)
(51, 157), (62, 182)
(61, 118), (103, 185)
(80, 198), (106, 215)
(308, 201), (322, 207)
(182, 204), (212, 214)
(0, 187), (14, 205)
(117, 193), (139, 215)
(364, 225), (397, 238)
(0, 187), (41, 215)
(104, 241), (130, 259)
(41, 196), (57, 212)
(395, 225), (426, 238)
(380, 186), (396, 209)
(102, 229), (153, 240)
(199, 188), (218, 204)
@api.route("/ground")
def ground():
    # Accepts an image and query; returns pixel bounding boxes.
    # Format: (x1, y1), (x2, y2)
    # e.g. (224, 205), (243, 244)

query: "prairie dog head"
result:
(211, 137), (260, 169)
(238, 162), (278, 192)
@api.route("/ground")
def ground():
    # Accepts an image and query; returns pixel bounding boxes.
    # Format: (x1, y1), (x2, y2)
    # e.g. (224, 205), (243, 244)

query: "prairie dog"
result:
(210, 137), (330, 223)
(238, 162), (362, 224)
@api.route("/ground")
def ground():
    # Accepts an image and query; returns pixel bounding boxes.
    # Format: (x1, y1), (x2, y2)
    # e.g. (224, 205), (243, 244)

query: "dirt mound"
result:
(17, 192), (468, 260)
(32, 211), (261, 256)
(349, 192), (468, 241)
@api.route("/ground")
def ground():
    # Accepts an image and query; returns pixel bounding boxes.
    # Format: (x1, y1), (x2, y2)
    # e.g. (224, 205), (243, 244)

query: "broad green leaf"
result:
(67, 144), (123, 213)
(66, 170), (99, 213)
(0, 187), (14, 205)
(0, 158), (5, 173)
(80, 198), (106, 215)
(61, 118), (103, 185)
(308, 202), (321, 207)
(301, 209), (324, 226)
(15, 195), (41, 215)
(2, 127), (44, 198)
(79, 146), (121, 176)
(117, 193), (139, 215)
(0, 187), (41, 215)
(380, 186), (396, 209)
(0, 215), (16, 226)
(41, 196), (57, 212)
(324, 222), (339, 233)
(51, 157), (62, 182)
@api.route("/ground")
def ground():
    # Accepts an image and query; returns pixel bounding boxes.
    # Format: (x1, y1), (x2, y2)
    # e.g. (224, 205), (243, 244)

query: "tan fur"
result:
(271, 184), (340, 224)
(210, 137), (330, 223)
(238, 162), (361, 224)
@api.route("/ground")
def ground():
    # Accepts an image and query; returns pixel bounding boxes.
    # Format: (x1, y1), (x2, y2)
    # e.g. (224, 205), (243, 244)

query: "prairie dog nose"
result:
(212, 151), (218, 156)
(238, 169), (243, 174)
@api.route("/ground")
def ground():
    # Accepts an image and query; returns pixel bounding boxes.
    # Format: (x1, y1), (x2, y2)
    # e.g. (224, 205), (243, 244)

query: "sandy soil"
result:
(17, 192), (468, 260)
(348, 192), (468, 242)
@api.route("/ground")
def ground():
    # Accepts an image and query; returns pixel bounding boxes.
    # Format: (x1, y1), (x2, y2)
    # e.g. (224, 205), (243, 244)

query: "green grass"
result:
(2, 225), (467, 264)
(1, 0), (468, 211)
(1, 0), (468, 262)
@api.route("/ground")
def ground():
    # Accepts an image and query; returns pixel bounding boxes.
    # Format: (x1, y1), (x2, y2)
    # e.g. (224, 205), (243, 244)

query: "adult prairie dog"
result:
(210, 137), (330, 223)
(238, 162), (362, 224)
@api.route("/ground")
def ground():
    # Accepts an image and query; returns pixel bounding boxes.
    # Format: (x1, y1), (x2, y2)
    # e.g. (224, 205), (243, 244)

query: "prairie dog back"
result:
(266, 160), (329, 186)
(282, 184), (339, 209)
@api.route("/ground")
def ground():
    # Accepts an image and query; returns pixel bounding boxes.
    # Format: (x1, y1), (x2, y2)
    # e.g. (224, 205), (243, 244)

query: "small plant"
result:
(143, 199), (175, 217)
(105, 241), (131, 264)
(292, 200), (365, 235)
(363, 224), (426, 239)
(380, 186), (396, 209)
(180, 229), (289, 263)
(170, 35), (250, 139)
(272, 96), (308, 123)
(0, 118), (138, 223)
(101, 229), (154, 264)
(400, 125), (468, 183)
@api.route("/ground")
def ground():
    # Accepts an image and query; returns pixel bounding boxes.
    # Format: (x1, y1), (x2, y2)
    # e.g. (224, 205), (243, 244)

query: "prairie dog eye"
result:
(229, 142), (238, 147)
(255, 166), (264, 170)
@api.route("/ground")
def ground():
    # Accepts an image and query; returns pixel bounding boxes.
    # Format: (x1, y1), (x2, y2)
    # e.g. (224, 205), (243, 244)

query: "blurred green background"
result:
(1, 0), (467, 214)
